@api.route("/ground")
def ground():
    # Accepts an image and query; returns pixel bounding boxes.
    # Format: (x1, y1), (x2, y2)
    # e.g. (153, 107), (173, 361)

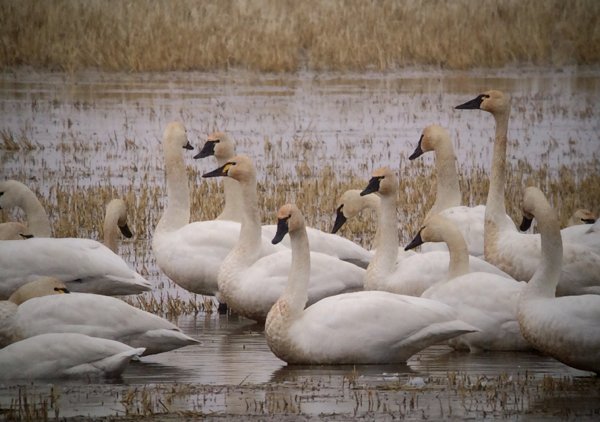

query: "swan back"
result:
(0, 180), (52, 237)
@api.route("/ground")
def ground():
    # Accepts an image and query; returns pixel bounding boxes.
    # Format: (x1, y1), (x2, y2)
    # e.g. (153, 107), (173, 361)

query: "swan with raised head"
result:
(1, 277), (198, 355)
(360, 166), (512, 297)
(517, 186), (600, 374)
(103, 198), (133, 253)
(405, 214), (530, 352)
(202, 155), (365, 322)
(456, 90), (600, 295)
(195, 132), (373, 268)
(152, 123), (284, 299)
(264, 203), (478, 364)
(0, 333), (145, 379)
(0, 179), (52, 237)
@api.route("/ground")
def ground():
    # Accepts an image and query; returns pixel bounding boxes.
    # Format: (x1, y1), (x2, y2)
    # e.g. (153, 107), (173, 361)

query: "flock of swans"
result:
(0, 89), (599, 379)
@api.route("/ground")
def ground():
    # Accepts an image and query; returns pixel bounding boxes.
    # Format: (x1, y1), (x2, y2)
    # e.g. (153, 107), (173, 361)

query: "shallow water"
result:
(1, 67), (600, 420)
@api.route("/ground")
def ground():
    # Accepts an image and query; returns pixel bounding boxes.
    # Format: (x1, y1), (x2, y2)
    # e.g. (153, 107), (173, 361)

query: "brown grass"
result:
(1, 0), (599, 73)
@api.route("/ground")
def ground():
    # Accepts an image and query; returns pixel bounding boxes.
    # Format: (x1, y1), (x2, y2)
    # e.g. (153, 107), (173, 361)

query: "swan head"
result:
(409, 125), (451, 160)
(404, 214), (455, 250)
(202, 154), (256, 183)
(194, 131), (235, 160)
(106, 199), (132, 238)
(455, 90), (510, 115)
(8, 276), (70, 305)
(0, 180), (31, 211)
(520, 186), (556, 231)
(272, 203), (305, 244)
(360, 167), (397, 197)
(164, 121), (193, 151)
(568, 208), (596, 226)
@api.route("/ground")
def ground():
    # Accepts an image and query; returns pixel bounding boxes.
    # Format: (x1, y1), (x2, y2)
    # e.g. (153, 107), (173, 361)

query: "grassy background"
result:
(1, 0), (599, 72)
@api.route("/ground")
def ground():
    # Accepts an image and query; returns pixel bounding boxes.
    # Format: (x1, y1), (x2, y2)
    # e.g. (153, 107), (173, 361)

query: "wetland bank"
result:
(2, 0), (600, 420)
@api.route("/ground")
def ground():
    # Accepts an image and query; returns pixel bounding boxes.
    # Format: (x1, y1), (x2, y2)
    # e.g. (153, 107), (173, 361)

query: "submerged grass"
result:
(1, 0), (599, 72)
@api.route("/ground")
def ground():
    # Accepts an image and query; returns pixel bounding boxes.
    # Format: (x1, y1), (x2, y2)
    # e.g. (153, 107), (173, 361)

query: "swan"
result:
(0, 221), (32, 240)
(360, 166), (512, 297)
(2, 277), (198, 355)
(408, 124), (516, 257)
(406, 214), (531, 352)
(201, 155), (365, 322)
(560, 212), (600, 251)
(152, 122), (285, 299)
(103, 198), (133, 253)
(567, 208), (596, 226)
(0, 179), (52, 237)
(517, 186), (600, 375)
(264, 203), (478, 364)
(456, 90), (600, 295)
(0, 333), (145, 379)
(195, 132), (373, 268)
(0, 237), (152, 299)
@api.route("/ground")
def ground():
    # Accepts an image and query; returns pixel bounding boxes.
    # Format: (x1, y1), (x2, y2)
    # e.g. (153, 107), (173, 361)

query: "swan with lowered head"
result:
(517, 186), (600, 374)
(195, 132), (373, 268)
(1, 276), (198, 355)
(202, 155), (365, 322)
(152, 123), (285, 299)
(456, 90), (600, 295)
(0, 180), (52, 237)
(359, 166), (512, 297)
(103, 198), (133, 253)
(0, 333), (145, 379)
(0, 221), (32, 240)
(264, 203), (478, 364)
(405, 214), (530, 352)
(567, 208), (596, 226)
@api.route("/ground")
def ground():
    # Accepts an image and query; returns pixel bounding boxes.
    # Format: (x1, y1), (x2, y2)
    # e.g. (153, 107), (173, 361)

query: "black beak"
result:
(409, 135), (424, 160)
(183, 141), (194, 150)
(519, 216), (533, 231)
(272, 218), (290, 244)
(455, 94), (485, 110)
(119, 223), (133, 238)
(202, 163), (230, 178)
(582, 218), (596, 224)
(405, 230), (424, 251)
(360, 177), (382, 196)
(331, 205), (347, 234)
(20, 233), (34, 239)
(194, 140), (217, 159)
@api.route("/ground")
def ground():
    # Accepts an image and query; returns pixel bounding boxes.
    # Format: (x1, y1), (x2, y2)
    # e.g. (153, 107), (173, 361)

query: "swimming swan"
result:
(0, 179), (52, 237)
(202, 155), (365, 322)
(152, 122), (284, 299)
(517, 186), (600, 374)
(360, 166), (512, 297)
(264, 203), (478, 364)
(406, 214), (530, 352)
(456, 90), (600, 296)
(103, 198), (133, 253)
(0, 333), (145, 379)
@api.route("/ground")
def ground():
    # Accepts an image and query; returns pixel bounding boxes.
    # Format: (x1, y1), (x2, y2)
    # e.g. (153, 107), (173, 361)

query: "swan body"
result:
(408, 215), (530, 352)
(456, 90), (600, 296)
(0, 237), (152, 299)
(202, 156), (365, 322)
(517, 187), (600, 374)
(360, 167), (512, 297)
(560, 218), (600, 251)
(0, 333), (144, 379)
(0, 180), (52, 237)
(265, 204), (478, 365)
(103, 198), (133, 253)
(0, 221), (32, 240)
(153, 123), (284, 297)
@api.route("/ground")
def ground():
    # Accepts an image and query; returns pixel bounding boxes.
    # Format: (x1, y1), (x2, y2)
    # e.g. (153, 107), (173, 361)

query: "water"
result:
(1, 67), (600, 420)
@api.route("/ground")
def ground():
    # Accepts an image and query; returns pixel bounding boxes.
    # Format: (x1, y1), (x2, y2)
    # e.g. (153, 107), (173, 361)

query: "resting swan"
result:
(0, 221), (32, 240)
(0, 179), (52, 237)
(195, 132), (373, 268)
(360, 166), (512, 297)
(517, 187), (600, 374)
(202, 155), (365, 322)
(406, 214), (530, 352)
(152, 123), (284, 298)
(1, 277), (198, 355)
(0, 333), (144, 379)
(456, 90), (600, 295)
(264, 203), (478, 364)
(567, 208), (596, 226)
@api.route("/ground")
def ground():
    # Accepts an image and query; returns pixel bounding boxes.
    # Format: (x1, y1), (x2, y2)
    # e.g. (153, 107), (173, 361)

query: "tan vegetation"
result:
(1, 0), (599, 72)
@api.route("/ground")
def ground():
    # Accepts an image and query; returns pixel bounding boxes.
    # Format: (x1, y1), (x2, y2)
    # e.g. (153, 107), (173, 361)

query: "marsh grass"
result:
(1, 0), (599, 73)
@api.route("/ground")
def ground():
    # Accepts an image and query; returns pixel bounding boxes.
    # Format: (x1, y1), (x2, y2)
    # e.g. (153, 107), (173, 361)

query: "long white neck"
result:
(103, 208), (121, 253)
(426, 140), (461, 218)
(19, 188), (52, 237)
(361, 194), (383, 249)
(281, 225), (310, 316)
(216, 155), (244, 222)
(439, 222), (470, 280)
(366, 193), (398, 289)
(156, 142), (190, 235)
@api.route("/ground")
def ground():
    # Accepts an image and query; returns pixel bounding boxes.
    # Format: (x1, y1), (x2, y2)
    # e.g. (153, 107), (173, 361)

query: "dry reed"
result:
(1, 0), (599, 73)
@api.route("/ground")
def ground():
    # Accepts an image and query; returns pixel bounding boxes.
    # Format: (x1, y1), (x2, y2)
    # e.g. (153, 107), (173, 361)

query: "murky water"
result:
(1, 67), (600, 420)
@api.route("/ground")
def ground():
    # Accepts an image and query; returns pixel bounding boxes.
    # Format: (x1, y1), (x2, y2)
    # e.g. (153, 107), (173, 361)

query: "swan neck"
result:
(230, 177), (262, 265)
(20, 190), (52, 237)
(428, 141), (461, 217)
(218, 178), (243, 222)
(103, 211), (120, 253)
(442, 226), (470, 279)
(367, 194), (398, 284)
(486, 109), (510, 222)
(282, 226), (310, 315)
(157, 141), (190, 234)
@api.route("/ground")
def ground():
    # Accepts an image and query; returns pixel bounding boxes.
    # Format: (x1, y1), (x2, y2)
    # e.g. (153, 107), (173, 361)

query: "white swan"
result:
(195, 132), (373, 268)
(202, 155), (365, 322)
(0, 333), (144, 379)
(517, 186), (600, 375)
(0, 221), (32, 240)
(360, 166), (512, 297)
(264, 203), (478, 364)
(567, 208), (596, 226)
(407, 214), (530, 352)
(103, 198), (133, 253)
(0, 237), (152, 299)
(560, 212), (600, 251)
(152, 122), (284, 299)
(456, 90), (600, 295)
(0, 179), (52, 237)
(2, 277), (198, 355)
